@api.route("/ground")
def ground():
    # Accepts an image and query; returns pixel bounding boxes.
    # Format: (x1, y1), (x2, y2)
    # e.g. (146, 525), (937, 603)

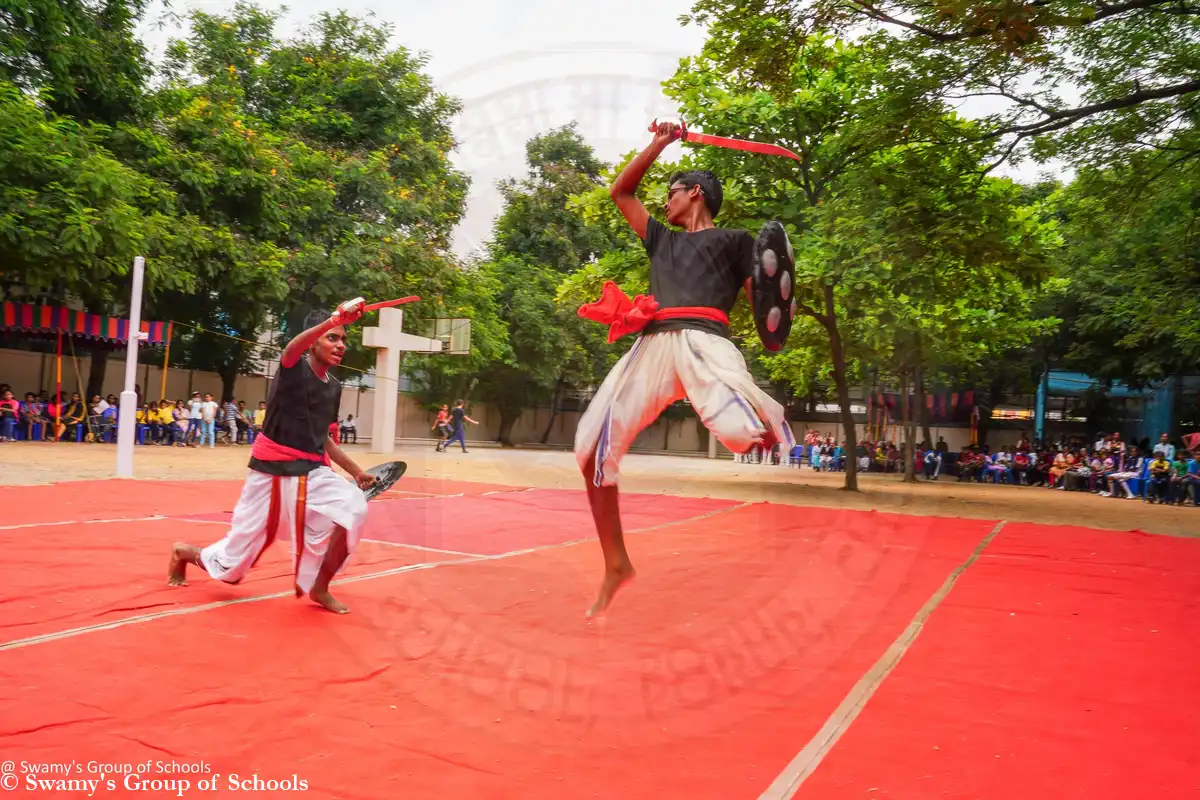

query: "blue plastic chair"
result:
(1126, 460), (1150, 499)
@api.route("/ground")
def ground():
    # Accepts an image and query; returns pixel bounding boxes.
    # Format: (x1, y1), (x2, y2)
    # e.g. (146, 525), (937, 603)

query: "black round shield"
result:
(362, 460), (407, 502)
(752, 220), (796, 351)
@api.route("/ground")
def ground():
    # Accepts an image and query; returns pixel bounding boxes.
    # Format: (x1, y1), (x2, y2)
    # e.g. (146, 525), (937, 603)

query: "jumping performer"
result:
(575, 121), (794, 616)
(167, 299), (377, 614)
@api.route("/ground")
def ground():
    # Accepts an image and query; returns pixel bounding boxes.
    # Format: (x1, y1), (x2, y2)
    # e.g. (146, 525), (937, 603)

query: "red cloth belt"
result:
(578, 281), (729, 343)
(251, 432), (331, 467)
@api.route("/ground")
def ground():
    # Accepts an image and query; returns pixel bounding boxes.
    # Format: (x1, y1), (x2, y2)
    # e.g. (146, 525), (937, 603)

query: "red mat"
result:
(0, 477), (528, 527)
(0, 501), (992, 798)
(0, 520), (459, 643)
(798, 522), (1200, 799)
(363, 489), (741, 554)
(0, 480), (245, 526)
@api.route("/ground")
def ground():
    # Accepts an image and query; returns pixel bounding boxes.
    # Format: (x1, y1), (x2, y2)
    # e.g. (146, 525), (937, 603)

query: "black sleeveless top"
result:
(248, 355), (341, 476)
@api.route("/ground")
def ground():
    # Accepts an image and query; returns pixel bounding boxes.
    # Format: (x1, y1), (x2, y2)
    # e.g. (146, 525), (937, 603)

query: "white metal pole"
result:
(115, 256), (145, 478)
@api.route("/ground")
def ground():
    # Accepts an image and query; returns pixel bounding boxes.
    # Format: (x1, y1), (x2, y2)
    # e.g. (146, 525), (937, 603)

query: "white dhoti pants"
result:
(575, 329), (794, 487)
(199, 466), (368, 594)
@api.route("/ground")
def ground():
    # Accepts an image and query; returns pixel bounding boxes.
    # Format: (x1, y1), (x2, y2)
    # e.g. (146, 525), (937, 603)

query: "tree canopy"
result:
(0, 0), (1193, 449)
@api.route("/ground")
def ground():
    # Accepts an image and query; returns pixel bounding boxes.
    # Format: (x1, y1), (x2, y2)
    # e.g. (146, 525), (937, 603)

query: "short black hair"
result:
(669, 170), (723, 218)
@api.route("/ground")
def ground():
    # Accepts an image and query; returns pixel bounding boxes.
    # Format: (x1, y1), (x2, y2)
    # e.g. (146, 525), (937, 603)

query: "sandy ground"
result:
(2, 439), (1196, 537)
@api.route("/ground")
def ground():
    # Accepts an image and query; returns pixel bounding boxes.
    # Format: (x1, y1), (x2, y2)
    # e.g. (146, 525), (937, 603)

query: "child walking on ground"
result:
(432, 405), (450, 451)
(442, 400), (477, 453)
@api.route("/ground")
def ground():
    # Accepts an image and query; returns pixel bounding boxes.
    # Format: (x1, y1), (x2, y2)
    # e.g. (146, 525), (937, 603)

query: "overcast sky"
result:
(138, 0), (1057, 257)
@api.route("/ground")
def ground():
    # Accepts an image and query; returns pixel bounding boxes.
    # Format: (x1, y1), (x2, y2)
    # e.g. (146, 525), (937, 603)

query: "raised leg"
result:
(582, 452), (635, 617)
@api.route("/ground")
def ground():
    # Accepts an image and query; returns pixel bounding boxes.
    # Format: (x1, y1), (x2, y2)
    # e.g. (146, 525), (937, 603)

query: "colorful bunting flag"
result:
(0, 301), (170, 345)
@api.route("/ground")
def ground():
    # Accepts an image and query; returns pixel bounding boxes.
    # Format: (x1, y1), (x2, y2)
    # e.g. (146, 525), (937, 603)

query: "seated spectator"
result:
(86, 395), (106, 441)
(340, 414), (357, 444)
(172, 400), (189, 446)
(156, 399), (175, 445)
(1027, 450), (1051, 486)
(18, 392), (43, 439)
(1063, 448), (1093, 492)
(1182, 453), (1200, 506)
(253, 400), (266, 437)
(0, 389), (18, 441)
(235, 400), (250, 444)
(956, 447), (980, 481)
(97, 403), (118, 442)
(61, 393), (85, 440)
(1107, 448), (1145, 499)
(1048, 451), (1070, 488)
(1010, 449), (1031, 485)
(1168, 452), (1190, 504)
(1147, 452), (1172, 503)
(1096, 451), (1119, 496)
(922, 446), (941, 479)
(143, 401), (162, 443)
(987, 447), (1012, 483)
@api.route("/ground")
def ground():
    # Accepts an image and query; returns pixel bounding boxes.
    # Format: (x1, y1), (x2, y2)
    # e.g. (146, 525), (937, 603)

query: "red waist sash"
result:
(251, 433), (331, 467)
(578, 281), (729, 343)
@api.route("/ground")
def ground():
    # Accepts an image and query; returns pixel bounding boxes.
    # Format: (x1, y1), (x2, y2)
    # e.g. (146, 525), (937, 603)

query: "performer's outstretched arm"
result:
(610, 121), (681, 239)
(280, 301), (365, 368)
(326, 435), (375, 490)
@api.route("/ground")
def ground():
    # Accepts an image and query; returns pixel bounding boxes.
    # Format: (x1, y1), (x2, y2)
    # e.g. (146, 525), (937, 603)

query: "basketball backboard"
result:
(428, 318), (472, 355)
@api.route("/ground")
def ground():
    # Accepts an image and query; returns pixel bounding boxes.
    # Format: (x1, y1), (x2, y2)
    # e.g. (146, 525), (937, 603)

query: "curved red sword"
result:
(649, 120), (802, 162)
(362, 296), (420, 313)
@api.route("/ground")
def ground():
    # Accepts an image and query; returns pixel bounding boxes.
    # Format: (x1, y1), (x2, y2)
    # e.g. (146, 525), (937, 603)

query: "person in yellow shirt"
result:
(1147, 453), (1172, 503)
(251, 400), (266, 441)
(141, 401), (162, 443)
(158, 399), (177, 444)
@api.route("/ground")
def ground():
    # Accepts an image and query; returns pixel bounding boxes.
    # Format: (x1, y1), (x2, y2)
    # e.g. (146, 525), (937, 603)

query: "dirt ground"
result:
(1, 439), (1196, 537)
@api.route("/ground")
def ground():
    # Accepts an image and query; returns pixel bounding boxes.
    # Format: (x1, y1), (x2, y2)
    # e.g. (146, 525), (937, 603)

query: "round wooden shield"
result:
(752, 220), (796, 351)
(362, 460), (407, 502)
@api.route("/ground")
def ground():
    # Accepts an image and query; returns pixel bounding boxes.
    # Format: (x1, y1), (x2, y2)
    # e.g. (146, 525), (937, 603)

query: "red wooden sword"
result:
(333, 295), (420, 325)
(362, 296), (420, 313)
(649, 120), (802, 162)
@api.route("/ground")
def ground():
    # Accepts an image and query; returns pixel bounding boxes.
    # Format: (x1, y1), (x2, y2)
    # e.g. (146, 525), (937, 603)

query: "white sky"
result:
(138, 0), (1059, 258)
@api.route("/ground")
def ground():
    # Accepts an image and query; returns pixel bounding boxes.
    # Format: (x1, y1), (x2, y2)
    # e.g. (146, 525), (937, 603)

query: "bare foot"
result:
(167, 543), (199, 586)
(309, 588), (350, 615)
(587, 562), (636, 618)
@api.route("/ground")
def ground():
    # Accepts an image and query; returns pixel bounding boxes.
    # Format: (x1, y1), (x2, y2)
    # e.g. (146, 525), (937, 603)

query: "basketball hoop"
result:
(427, 318), (472, 355)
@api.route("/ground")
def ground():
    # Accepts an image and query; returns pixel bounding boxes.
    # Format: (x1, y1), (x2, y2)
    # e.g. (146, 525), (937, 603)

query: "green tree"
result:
(1, 0), (200, 396)
(658, 34), (959, 489)
(683, 0), (1200, 169)
(1, 0), (150, 125)
(1053, 149), (1200, 385)
(129, 3), (471, 399)
(473, 124), (622, 445)
(566, 32), (1059, 487)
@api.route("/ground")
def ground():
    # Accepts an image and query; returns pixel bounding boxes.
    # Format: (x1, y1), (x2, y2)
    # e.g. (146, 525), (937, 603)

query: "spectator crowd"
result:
(741, 427), (1200, 506)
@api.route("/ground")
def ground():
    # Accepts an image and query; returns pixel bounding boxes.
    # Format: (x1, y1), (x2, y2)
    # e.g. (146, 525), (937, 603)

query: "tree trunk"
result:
(900, 367), (917, 483)
(916, 364), (933, 450)
(977, 378), (1004, 446)
(823, 283), (858, 491)
(219, 341), (247, 404)
(85, 348), (109, 400)
(540, 377), (563, 444)
(497, 409), (518, 447)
